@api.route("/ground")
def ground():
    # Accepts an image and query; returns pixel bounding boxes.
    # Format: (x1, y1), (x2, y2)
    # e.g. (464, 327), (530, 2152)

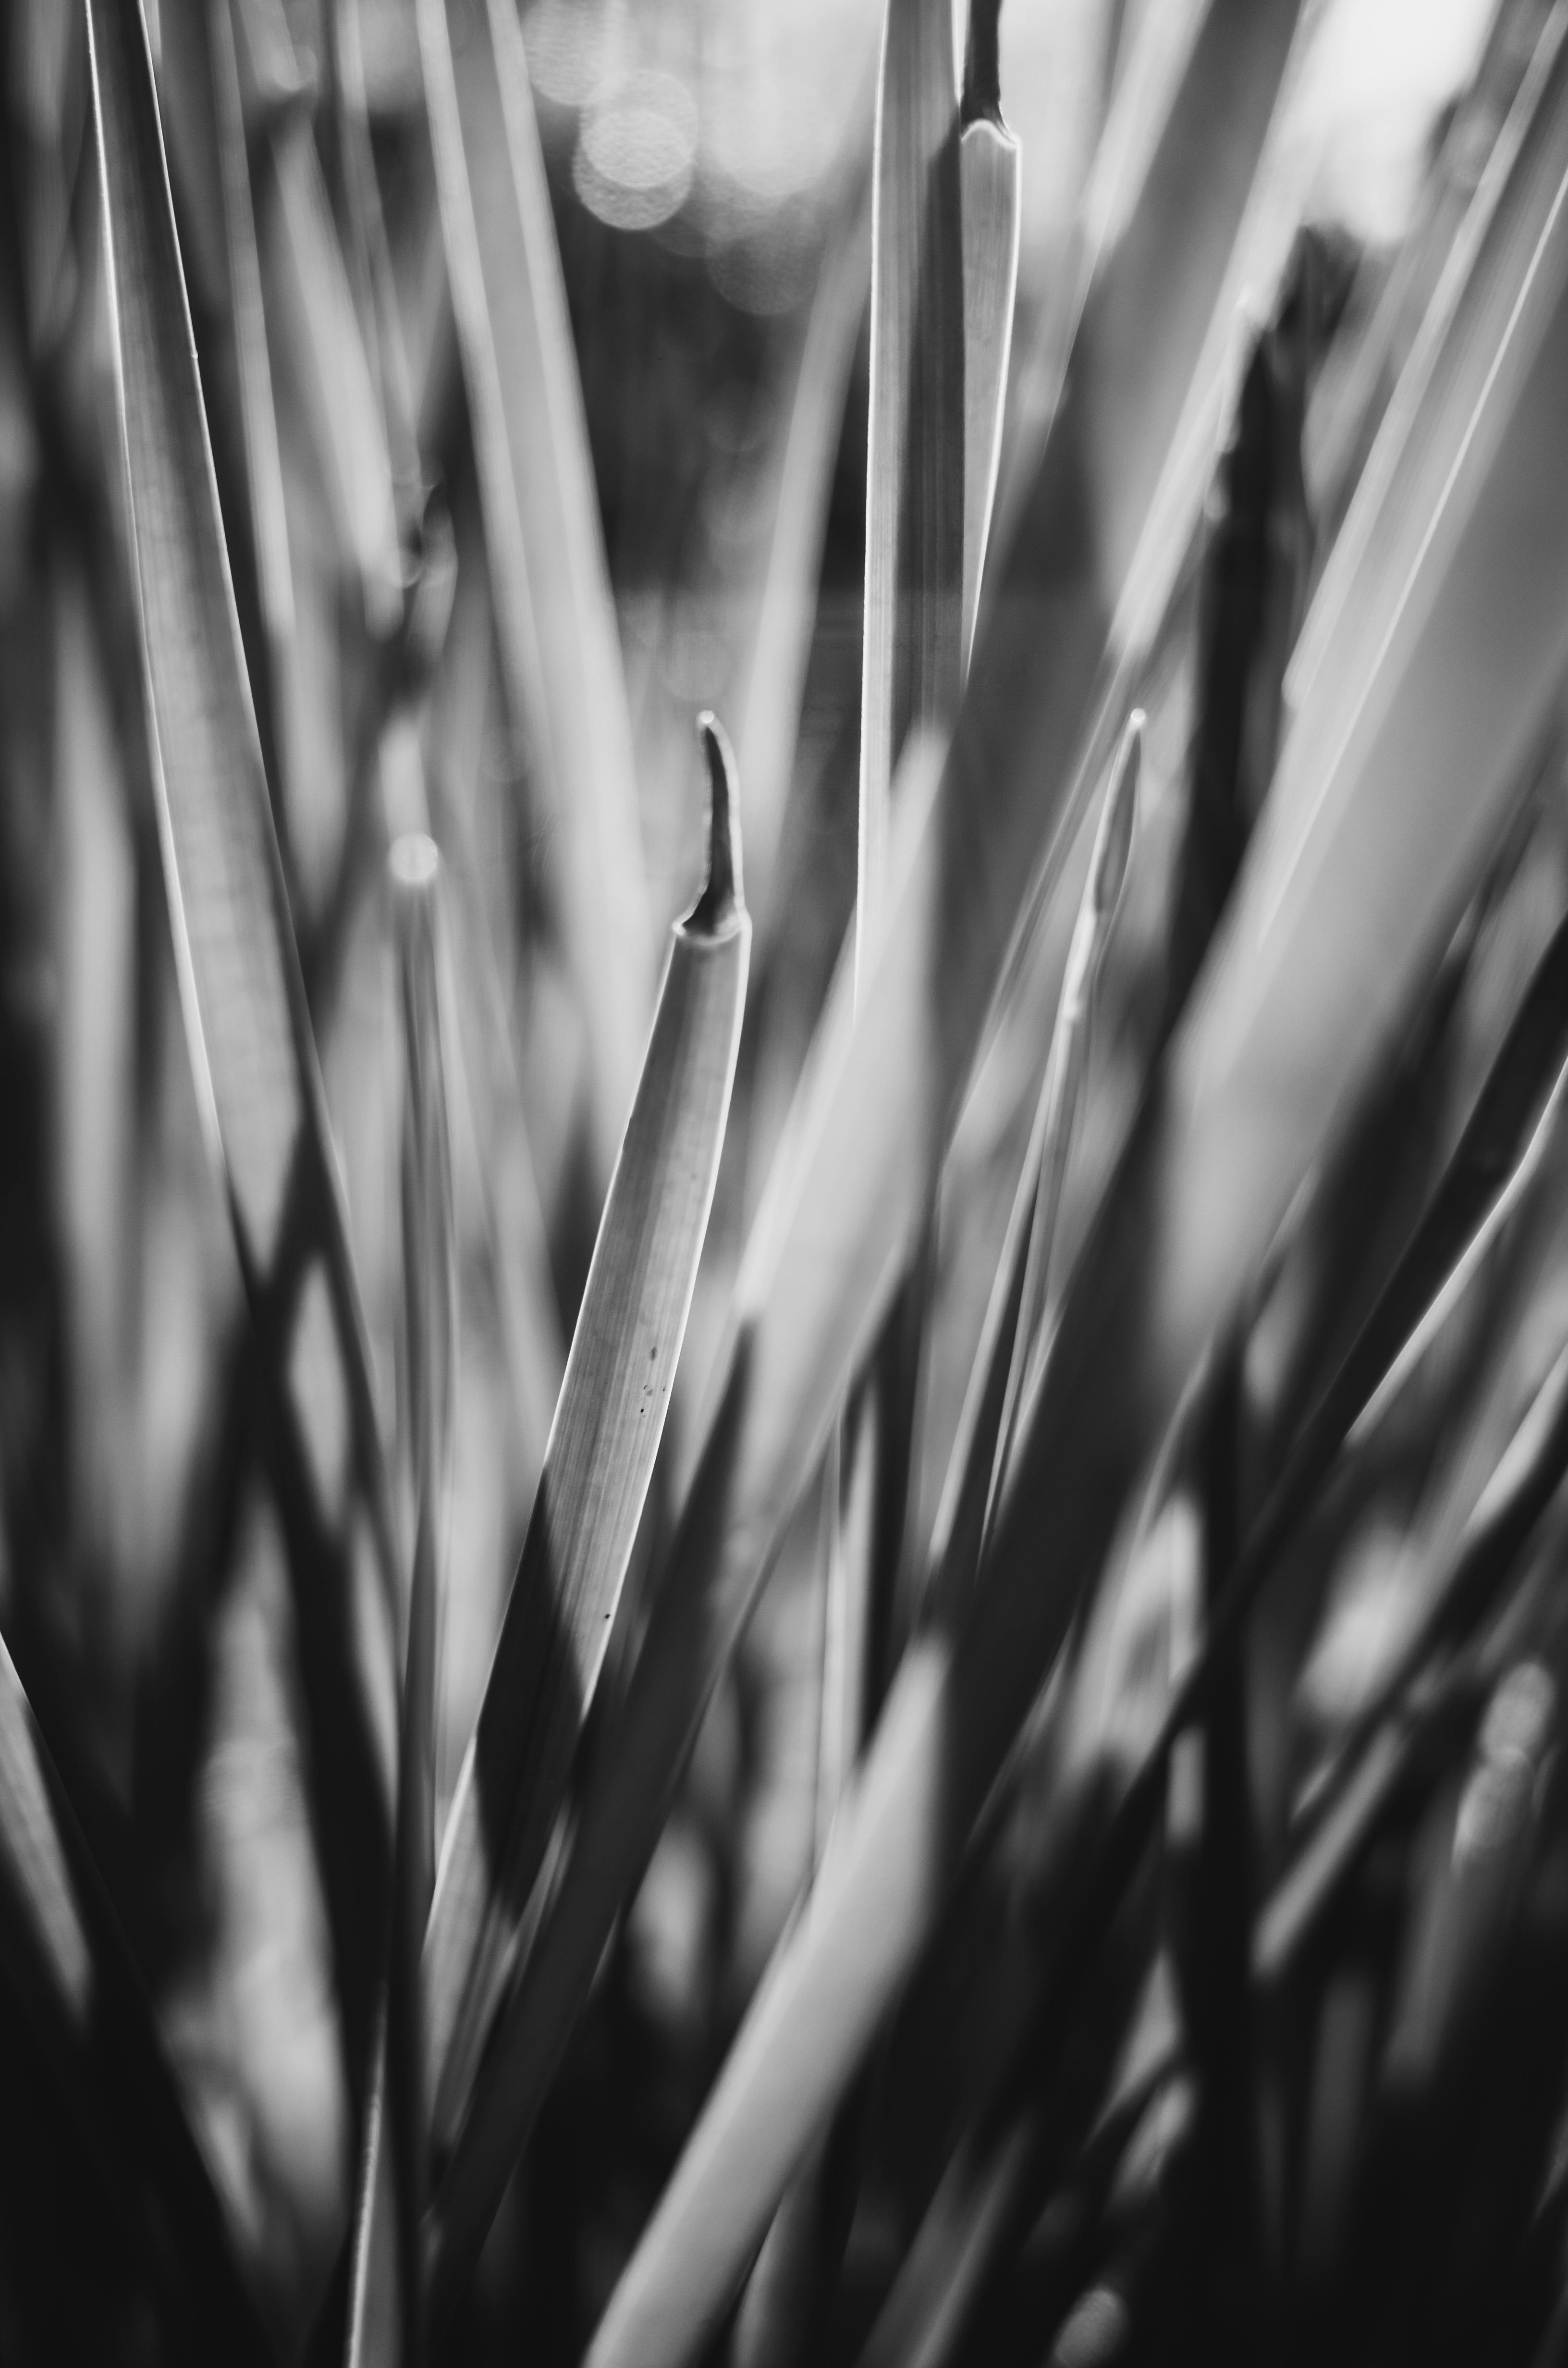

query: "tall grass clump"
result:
(7, 0), (1568, 2362)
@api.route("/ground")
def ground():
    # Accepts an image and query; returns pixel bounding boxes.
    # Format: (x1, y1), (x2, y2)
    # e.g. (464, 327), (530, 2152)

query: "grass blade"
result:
(422, 8), (1303, 2329)
(426, 719), (749, 2154)
(86, 0), (398, 2095)
(986, 712), (1139, 1534)
(423, 541), (563, 1489)
(344, 837), (460, 2368)
(735, 180), (873, 933)
(858, 0), (963, 987)
(568, 14), (1568, 2352)
(958, 0), (1021, 668)
(388, 836), (456, 2355)
(924, 711), (1139, 1623)
(416, 0), (655, 1194)
(259, 109), (403, 638)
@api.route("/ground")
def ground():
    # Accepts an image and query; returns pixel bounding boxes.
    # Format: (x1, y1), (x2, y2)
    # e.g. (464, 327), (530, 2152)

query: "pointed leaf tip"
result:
(1089, 711), (1141, 928)
(689, 711), (745, 932)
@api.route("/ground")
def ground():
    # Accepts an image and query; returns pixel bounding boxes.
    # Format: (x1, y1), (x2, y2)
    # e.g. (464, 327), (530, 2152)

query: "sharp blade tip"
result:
(690, 711), (746, 930)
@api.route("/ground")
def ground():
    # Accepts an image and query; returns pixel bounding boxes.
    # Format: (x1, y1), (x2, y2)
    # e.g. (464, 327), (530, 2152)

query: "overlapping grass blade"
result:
(735, 178), (873, 933)
(425, 720), (750, 2151)
(561, 13), (1568, 2356)
(958, 0), (1021, 669)
(424, 545), (562, 1486)
(858, 0), (964, 986)
(205, 0), (298, 814)
(925, 713), (1139, 1624)
(259, 109), (403, 638)
(389, 837), (456, 2353)
(416, 0), (654, 1194)
(343, 835), (460, 2368)
(86, 0), (398, 2094)
(425, 0), (1303, 2337)
(0, 1625), (277, 2362)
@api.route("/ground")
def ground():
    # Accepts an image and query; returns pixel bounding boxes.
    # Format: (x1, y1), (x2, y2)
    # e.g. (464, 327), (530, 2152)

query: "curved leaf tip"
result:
(689, 710), (745, 933)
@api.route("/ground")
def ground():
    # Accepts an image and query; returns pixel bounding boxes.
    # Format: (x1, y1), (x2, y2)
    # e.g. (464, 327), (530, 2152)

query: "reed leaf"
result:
(416, 0), (655, 1195)
(205, 0), (298, 819)
(567, 11), (1568, 2354)
(858, 0), (964, 987)
(389, 836), (456, 2353)
(925, 712), (1139, 1628)
(735, 181), (873, 933)
(423, 544), (563, 1488)
(259, 110), (403, 637)
(424, 719), (749, 2153)
(86, 0), (398, 2094)
(958, 0), (1021, 669)
(422, 7), (1303, 2329)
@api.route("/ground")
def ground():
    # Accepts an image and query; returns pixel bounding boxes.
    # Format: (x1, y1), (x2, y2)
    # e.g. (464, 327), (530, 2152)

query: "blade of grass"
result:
(344, 836), (460, 2368)
(567, 19), (1568, 2354)
(387, 835), (456, 2358)
(985, 713), (1140, 1541)
(425, 719), (750, 2146)
(858, 0), (964, 989)
(735, 170), (873, 935)
(958, 0), (1021, 670)
(259, 107), (404, 638)
(207, 0), (298, 820)
(424, 4), (1305, 2322)
(423, 537), (563, 1489)
(416, 0), (655, 1195)
(924, 712), (1139, 1628)
(323, 0), (424, 536)
(0, 1623), (279, 2363)
(86, 0), (399, 2096)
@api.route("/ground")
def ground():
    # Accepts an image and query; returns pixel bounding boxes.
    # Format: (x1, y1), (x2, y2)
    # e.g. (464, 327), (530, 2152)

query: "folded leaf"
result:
(426, 719), (749, 2150)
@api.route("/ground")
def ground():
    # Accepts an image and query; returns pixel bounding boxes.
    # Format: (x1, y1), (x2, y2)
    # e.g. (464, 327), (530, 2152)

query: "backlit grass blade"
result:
(735, 179), (873, 933)
(426, 5), (1304, 2326)
(207, 0), (297, 811)
(567, 15), (1568, 2356)
(0, 1626), (278, 2363)
(416, 0), (655, 1194)
(858, 0), (964, 988)
(344, 836), (460, 2368)
(985, 713), (1139, 1533)
(958, 0), (1021, 668)
(424, 545), (562, 1487)
(388, 836), (456, 2355)
(425, 719), (749, 2150)
(86, 0), (398, 2094)
(924, 712), (1139, 1623)
(259, 110), (403, 638)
